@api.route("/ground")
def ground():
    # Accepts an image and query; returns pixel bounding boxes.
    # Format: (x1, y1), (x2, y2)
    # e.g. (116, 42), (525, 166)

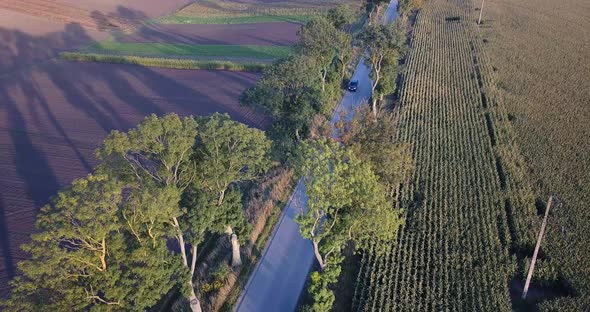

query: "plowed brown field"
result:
(0, 0), (271, 296)
(0, 0), (135, 32)
(119, 22), (300, 46)
(0, 59), (265, 295)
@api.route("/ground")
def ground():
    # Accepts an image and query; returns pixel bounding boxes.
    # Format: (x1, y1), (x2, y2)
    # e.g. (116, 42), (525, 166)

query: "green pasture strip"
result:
(60, 52), (267, 72)
(155, 14), (314, 25)
(84, 41), (293, 59)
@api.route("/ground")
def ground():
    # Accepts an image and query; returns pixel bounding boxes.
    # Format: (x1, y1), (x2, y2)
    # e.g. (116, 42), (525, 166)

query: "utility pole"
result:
(478, 0), (485, 25)
(522, 195), (559, 299)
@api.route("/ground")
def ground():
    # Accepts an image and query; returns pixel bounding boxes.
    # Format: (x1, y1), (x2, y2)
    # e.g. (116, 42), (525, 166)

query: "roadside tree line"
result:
(0, 1), (422, 311)
(292, 1), (421, 310)
(1, 114), (272, 312)
(245, 0), (419, 310)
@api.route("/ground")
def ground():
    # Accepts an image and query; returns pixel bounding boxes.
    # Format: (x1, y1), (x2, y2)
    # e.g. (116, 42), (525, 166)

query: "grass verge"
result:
(156, 14), (313, 25)
(60, 52), (267, 72)
(85, 42), (293, 59)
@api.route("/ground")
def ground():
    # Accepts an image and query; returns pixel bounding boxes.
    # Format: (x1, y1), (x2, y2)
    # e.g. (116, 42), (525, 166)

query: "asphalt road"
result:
(234, 2), (398, 311)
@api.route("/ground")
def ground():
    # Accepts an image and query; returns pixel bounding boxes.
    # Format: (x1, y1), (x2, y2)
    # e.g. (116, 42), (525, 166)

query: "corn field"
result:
(351, 0), (540, 310)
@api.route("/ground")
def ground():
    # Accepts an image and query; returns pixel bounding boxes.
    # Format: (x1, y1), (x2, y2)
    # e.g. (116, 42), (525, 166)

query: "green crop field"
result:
(60, 52), (267, 72)
(84, 41), (293, 59)
(351, 0), (549, 310)
(481, 0), (590, 309)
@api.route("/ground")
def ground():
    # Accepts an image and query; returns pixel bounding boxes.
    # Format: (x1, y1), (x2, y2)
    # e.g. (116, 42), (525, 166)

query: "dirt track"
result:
(120, 22), (300, 46)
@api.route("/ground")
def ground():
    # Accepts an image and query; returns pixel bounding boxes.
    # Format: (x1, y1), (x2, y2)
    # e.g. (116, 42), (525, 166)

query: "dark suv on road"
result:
(347, 80), (359, 92)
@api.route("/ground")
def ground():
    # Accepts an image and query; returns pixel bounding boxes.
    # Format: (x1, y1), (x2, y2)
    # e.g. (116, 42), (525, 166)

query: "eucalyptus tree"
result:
(96, 113), (204, 312)
(298, 16), (352, 92)
(1, 174), (180, 311)
(327, 4), (355, 31)
(192, 113), (272, 267)
(366, 0), (390, 22)
(295, 138), (404, 270)
(335, 107), (415, 198)
(241, 54), (322, 150)
(3, 113), (272, 312)
(296, 138), (404, 310)
(360, 23), (404, 117)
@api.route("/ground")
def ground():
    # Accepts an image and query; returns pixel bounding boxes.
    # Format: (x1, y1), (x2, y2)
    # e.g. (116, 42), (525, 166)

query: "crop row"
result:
(351, 0), (537, 310)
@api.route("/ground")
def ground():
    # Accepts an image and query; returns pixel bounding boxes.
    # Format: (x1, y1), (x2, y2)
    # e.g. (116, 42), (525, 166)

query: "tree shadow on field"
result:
(0, 6), (267, 297)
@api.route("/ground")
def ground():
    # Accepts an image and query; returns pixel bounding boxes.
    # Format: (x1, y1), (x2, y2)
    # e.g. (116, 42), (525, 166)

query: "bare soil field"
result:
(58, 0), (193, 19)
(0, 0), (192, 32)
(0, 0), (193, 74)
(119, 22), (300, 46)
(0, 60), (265, 295)
(0, 0), (134, 33)
(481, 0), (590, 308)
(0, 18), (268, 296)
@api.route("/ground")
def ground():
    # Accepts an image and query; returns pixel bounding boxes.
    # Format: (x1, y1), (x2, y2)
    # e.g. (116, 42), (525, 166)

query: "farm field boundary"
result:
(84, 41), (293, 59)
(60, 52), (268, 72)
(156, 15), (312, 25)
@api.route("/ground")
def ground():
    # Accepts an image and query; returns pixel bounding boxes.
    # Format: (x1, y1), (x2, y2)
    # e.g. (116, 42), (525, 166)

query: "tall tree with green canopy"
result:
(192, 113), (272, 267)
(365, 0), (390, 23)
(241, 53), (322, 151)
(96, 113), (204, 312)
(1, 174), (180, 311)
(295, 138), (404, 270)
(327, 4), (355, 31)
(360, 23), (404, 117)
(335, 107), (414, 198)
(297, 16), (352, 92)
(296, 138), (404, 311)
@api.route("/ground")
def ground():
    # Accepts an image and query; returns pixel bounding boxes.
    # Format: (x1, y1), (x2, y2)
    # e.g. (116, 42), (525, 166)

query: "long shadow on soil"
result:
(0, 13), (264, 297)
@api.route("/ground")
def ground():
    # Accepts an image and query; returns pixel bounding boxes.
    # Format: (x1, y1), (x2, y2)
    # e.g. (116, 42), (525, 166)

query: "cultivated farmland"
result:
(68, 2), (309, 68)
(158, 0), (362, 24)
(482, 0), (590, 309)
(352, 0), (543, 310)
(118, 23), (300, 46)
(0, 0), (268, 296)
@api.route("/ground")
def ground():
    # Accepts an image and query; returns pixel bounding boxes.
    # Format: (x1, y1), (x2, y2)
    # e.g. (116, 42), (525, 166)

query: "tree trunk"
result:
(190, 245), (198, 276)
(187, 281), (202, 312)
(226, 226), (242, 267)
(230, 233), (242, 267)
(312, 240), (326, 271)
(217, 189), (226, 206)
(372, 97), (378, 118)
(340, 61), (346, 81)
(174, 218), (202, 312)
(173, 218), (189, 267)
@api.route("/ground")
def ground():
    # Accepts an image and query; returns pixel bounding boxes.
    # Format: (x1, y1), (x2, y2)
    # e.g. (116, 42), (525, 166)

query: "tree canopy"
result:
(360, 23), (405, 116)
(296, 138), (404, 267)
(335, 107), (414, 198)
(1, 174), (181, 311)
(2, 113), (272, 312)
